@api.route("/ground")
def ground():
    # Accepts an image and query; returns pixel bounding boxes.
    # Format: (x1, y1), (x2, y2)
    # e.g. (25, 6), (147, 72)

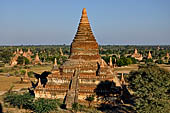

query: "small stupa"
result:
(120, 73), (126, 85)
(60, 48), (64, 56)
(19, 49), (23, 54)
(166, 52), (169, 59)
(147, 51), (152, 59)
(109, 57), (113, 67)
(23, 69), (30, 83)
(34, 53), (42, 64)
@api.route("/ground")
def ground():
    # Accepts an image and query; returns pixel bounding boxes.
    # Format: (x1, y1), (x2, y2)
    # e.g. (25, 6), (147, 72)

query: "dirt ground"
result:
(0, 75), (32, 92)
(114, 64), (170, 74)
(0, 64), (52, 93)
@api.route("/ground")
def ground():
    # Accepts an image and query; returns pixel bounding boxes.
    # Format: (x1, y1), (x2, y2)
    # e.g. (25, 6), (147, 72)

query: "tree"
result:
(116, 57), (133, 67)
(145, 58), (153, 63)
(128, 64), (170, 113)
(155, 59), (164, 64)
(33, 98), (58, 113)
(17, 56), (30, 65)
(4, 92), (34, 109)
(0, 50), (13, 63)
(85, 95), (95, 107)
(95, 80), (133, 113)
(102, 56), (110, 64)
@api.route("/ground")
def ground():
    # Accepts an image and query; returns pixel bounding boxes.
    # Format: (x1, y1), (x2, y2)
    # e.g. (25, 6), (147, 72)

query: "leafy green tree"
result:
(85, 95), (95, 107)
(126, 58), (133, 65)
(101, 56), (110, 64)
(128, 64), (170, 113)
(33, 98), (58, 113)
(145, 58), (153, 63)
(0, 50), (13, 63)
(17, 56), (30, 65)
(127, 56), (137, 64)
(4, 92), (34, 109)
(116, 57), (133, 67)
(155, 59), (164, 64)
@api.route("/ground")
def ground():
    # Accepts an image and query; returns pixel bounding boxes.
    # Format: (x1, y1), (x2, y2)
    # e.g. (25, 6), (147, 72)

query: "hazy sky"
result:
(0, 0), (170, 45)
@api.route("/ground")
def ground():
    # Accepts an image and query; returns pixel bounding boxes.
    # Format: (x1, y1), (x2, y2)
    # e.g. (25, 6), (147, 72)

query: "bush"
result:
(0, 69), (3, 73)
(28, 71), (34, 77)
(20, 70), (26, 75)
(85, 95), (95, 107)
(72, 102), (79, 112)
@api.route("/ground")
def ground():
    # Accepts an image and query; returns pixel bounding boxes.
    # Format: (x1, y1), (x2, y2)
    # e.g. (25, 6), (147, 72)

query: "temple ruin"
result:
(131, 49), (143, 61)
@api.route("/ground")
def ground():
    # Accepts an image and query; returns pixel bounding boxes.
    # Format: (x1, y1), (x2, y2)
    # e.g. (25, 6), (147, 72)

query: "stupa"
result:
(166, 52), (169, 59)
(34, 8), (121, 108)
(147, 51), (152, 59)
(109, 57), (113, 67)
(10, 48), (33, 66)
(60, 48), (64, 56)
(33, 53), (42, 64)
(22, 69), (30, 83)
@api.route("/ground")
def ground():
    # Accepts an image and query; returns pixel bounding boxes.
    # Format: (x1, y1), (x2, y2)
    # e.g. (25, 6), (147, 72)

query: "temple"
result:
(34, 8), (121, 108)
(10, 48), (33, 66)
(131, 49), (143, 61)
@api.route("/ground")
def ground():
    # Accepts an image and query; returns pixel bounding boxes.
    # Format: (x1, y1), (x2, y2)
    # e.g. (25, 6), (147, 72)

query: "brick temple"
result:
(131, 49), (143, 61)
(35, 8), (121, 108)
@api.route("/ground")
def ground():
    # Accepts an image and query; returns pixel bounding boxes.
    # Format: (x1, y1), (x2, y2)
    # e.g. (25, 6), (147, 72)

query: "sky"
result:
(0, 0), (170, 45)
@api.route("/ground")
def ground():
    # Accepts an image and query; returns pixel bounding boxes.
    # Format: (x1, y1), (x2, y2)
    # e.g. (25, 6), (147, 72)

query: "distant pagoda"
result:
(10, 48), (33, 66)
(35, 8), (121, 108)
(33, 53), (42, 64)
(147, 51), (152, 59)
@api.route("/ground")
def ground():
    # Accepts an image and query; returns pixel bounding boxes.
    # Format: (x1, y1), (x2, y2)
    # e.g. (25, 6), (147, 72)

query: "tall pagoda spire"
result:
(70, 8), (100, 60)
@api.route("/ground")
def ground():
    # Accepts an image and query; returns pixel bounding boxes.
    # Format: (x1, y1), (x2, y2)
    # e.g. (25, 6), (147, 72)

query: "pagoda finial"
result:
(120, 73), (126, 85)
(54, 58), (57, 66)
(134, 49), (138, 54)
(82, 8), (87, 15)
(80, 8), (89, 24)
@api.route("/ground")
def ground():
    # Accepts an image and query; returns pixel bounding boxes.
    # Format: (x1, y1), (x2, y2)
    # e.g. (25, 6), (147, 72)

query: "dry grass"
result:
(114, 64), (138, 73)
(0, 65), (52, 93)
(158, 64), (170, 72)
(28, 64), (53, 74)
(0, 75), (32, 92)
